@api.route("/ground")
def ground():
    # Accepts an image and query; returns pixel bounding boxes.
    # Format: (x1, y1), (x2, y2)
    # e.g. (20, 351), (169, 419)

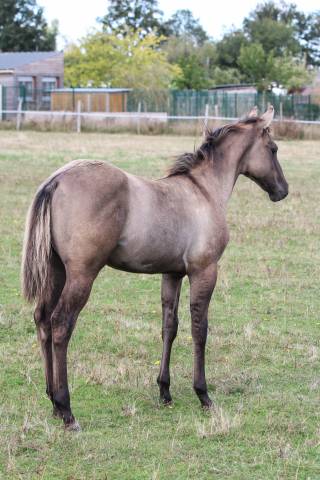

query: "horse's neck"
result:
(194, 145), (243, 210)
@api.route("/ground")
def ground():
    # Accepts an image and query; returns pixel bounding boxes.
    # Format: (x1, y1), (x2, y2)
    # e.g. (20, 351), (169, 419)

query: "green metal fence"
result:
(1, 86), (52, 114)
(127, 89), (320, 121)
(1, 85), (320, 121)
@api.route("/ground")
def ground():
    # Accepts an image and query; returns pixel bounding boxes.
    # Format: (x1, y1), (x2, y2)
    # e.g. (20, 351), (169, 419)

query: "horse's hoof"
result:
(162, 398), (173, 407)
(65, 420), (81, 432)
(159, 392), (173, 406)
(202, 402), (214, 411)
(201, 396), (213, 410)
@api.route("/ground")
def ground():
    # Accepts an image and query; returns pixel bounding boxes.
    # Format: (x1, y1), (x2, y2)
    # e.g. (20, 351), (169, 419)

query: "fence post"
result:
(308, 95), (311, 121)
(203, 104), (209, 135)
(76, 100), (81, 133)
(137, 101), (141, 134)
(262, 92), (266, 113)
(214, 104), (219, 118)
(16, 98), (23, 131)
(0, 85), (2, 122)
(279, 101), (283, 122)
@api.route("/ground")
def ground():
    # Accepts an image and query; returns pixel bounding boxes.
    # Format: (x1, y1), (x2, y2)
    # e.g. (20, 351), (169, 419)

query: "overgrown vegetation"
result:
(0, 131), (319, 478)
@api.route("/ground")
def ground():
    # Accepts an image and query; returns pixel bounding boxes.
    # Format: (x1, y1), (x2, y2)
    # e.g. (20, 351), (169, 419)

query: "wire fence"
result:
(1, 85), (320, 140)
(2, 108), (320, 143)
(1, 86), (320, 121)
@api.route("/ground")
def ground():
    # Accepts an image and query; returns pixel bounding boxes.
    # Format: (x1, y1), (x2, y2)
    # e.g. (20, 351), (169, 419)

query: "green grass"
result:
(0, 131), (319, 479)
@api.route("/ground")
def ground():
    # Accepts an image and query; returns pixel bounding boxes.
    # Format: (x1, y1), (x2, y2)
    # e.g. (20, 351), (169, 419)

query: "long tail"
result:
(21, 181), (58, 303)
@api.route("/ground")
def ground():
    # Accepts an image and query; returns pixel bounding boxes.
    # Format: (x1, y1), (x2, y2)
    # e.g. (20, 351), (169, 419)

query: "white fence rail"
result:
(2, 109), (320, 122)
(1, 109), (320, 134)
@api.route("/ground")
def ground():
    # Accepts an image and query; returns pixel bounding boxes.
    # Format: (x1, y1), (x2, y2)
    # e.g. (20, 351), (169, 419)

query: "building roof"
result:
(0, 51), (62, 70)
(52, 88), (131, 93)
(209, 83), (257, 92)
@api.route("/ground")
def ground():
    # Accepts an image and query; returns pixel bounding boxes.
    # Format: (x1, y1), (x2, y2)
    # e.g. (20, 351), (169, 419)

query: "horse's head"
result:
(240, 106), (288, 202)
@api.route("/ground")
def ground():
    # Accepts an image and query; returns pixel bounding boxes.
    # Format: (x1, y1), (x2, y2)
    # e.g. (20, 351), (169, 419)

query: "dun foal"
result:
(22, 106), (288, 430)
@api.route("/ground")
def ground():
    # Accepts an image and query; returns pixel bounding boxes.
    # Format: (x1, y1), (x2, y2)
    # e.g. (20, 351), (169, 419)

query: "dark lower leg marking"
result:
(189, 264), (217, 408)
(157, 275), (182, 405)
(51, 275), (93, 428)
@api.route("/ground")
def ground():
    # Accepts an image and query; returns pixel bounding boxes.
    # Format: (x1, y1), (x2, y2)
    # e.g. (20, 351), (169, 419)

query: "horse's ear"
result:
(261, 105), (274, 128)
(248, 106), (258, 118)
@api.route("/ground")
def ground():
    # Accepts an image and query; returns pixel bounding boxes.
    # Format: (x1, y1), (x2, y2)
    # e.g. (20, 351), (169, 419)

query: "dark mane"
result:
(168, 116), (261, 176)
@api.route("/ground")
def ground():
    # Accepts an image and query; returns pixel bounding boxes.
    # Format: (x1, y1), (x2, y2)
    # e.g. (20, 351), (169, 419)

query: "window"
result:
(18, 76), (34, 102)
(42, 77), (58, 103)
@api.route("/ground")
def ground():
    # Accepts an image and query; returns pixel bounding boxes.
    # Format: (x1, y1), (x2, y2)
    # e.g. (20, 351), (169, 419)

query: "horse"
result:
(21, 106), (288, 431)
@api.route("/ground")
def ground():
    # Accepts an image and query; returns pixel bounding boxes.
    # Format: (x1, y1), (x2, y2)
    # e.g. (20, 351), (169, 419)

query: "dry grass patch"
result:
(196, 405), (242, 438)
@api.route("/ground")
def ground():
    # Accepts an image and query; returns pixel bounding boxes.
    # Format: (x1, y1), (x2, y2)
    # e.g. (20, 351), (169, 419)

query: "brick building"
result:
(0, 51), (64, 110)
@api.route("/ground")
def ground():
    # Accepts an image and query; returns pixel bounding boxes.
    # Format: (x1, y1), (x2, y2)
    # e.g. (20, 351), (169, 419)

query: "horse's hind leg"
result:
(50, 268), (95, 431)
(34, 252), (66, 417)
(157, 274), (182, 405)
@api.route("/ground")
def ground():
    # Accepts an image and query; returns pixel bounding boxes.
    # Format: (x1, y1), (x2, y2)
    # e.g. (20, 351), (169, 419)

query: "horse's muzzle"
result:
(269, 184), (289, 202)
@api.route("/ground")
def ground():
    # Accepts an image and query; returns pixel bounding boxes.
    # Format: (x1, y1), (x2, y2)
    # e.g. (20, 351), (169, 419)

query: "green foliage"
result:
(238, 43), (275, 90)
(100, 2), (208, 46)
(66, 0), (318, 91)
(162, 9), (208, 46)
(243, 1), (320, 64)
(173, 53), (209, 89)
(244, 16), (301, 57)
(64, 30), (180, 89)
(293, 10), (320, 66)
(238, 42), (312, 91)
(211, 66), (242, 86)
(0, 0), (57, 51)
(164, 37), (218, 89)
(99, 0), (164, 37)
(215, 30), (248, 69)
(272, 56), (313, 91)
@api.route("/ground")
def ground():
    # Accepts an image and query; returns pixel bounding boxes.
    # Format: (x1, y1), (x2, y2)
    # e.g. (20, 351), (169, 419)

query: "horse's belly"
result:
(107, 242), (186, 274)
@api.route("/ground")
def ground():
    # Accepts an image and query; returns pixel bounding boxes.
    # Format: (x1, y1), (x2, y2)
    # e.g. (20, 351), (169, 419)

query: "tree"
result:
(162, 9), (208, 45)
(173, 53), (209, 89)
(244, 15), (300, 57)
(215, 30), (248, 69)
(210, 67), (242, 86)
(164, 36), (217, 89)
(242, 1), (320, 61)
(99, 0), (164, 37)
(272, 55), (312, 91)
(238, 42), (311, 91)
(290, 10), (320, 66)
(64, 30), (180, 89)
(238, 43), (275, 90)
(0, 0), (57, 51)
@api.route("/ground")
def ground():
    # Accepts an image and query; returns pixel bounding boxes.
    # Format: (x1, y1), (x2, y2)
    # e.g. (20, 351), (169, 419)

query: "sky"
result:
(39, 0), (320, 49)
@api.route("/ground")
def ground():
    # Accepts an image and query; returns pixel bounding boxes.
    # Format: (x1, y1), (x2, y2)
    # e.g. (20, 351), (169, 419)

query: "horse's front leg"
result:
(188, 263), (217, 408)
(157, 274), (182, 405)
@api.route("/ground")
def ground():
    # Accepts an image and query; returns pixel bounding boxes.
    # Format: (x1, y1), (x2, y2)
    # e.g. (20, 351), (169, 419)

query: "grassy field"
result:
(0, 131), (319, 479)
